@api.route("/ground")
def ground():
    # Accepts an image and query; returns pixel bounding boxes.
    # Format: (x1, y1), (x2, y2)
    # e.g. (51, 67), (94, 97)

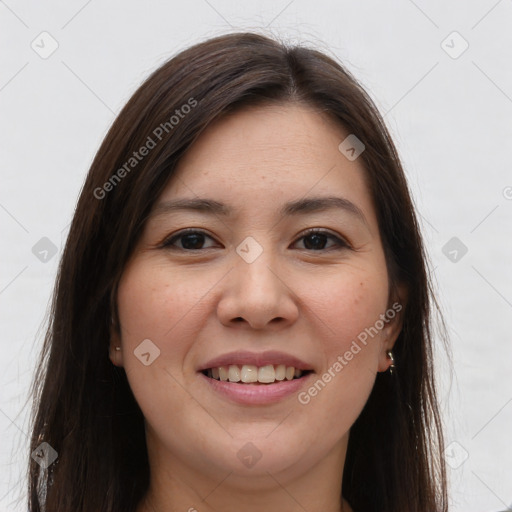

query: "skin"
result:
(109, 103), (406, 512)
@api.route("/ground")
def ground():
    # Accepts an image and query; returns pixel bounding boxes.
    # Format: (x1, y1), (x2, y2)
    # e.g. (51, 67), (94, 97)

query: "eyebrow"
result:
(149, 196), (368, 226)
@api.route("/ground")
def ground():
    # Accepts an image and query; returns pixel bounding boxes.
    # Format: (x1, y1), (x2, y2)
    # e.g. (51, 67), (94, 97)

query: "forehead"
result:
(155, 103), (378, 231)
(175, 103), (352, 180)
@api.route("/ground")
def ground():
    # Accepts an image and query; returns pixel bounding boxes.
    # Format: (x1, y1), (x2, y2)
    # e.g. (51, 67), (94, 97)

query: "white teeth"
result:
(207, 364), (306, 383)
(228, 365), (241, 382)
(275, 364), (286, 380)
(240, 365), (258, 383)
(218, 366), (229, 381)
(257, 365), (275, 383)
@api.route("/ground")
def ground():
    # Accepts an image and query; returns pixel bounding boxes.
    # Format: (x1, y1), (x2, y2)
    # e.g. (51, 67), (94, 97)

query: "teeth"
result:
(240, 365), (258, 383)
(258, 365), (275, 383)
(275, 364), (286, 380)
(218, 366), (229, 381)
(206, 364), (306, 384)
(228, 365), (241, 382)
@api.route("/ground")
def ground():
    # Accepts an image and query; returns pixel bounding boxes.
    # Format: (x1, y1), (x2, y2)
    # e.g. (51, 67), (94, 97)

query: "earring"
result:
(115, 346), (121, 351)
(386, 350), (395, 375)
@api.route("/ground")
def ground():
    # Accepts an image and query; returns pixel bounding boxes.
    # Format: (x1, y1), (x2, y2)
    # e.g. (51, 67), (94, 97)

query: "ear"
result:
(377, 283), (408, 372)
(108, 317), (124, 368)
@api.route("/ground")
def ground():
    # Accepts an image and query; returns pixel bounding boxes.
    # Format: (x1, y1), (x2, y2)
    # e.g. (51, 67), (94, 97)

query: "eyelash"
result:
(159, 228), (350, 252)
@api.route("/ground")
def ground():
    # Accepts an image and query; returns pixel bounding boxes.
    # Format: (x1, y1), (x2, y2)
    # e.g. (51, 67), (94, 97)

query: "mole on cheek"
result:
(353, 282), (365, 306)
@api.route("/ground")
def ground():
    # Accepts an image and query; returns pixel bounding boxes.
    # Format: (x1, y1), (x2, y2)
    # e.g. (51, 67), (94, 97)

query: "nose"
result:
(216, 242), (300, 331)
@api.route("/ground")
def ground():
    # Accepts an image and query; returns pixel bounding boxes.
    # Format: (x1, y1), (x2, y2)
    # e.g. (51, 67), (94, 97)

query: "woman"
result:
(27, 32), (448, 512)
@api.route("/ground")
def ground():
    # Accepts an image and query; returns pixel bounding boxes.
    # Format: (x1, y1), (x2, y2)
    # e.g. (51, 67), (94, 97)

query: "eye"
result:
(159, 228), (349, 252)
(160, 229), (218, 251)
(292, 228), (349, 251)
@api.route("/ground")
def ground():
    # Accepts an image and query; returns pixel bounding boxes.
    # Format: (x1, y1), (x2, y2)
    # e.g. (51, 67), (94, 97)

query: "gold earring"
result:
(386, 350), (395, 375)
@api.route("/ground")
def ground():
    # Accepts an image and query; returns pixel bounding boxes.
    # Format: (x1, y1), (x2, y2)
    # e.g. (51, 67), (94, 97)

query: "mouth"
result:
(197, 350), (315, 404)
(201, 364), (314, 384)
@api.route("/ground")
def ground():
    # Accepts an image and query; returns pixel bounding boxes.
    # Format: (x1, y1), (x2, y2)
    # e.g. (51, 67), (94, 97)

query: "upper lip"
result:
(197, 350), (314, 372)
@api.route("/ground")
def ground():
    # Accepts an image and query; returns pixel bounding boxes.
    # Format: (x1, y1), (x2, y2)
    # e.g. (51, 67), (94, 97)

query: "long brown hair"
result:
(27, 31), (448, 511)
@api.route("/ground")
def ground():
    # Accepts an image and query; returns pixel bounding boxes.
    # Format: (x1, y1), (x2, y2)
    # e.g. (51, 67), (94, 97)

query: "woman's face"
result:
(110, 103), (404, 492)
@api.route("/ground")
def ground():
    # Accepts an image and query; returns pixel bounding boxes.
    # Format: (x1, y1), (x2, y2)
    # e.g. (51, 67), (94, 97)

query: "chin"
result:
(204, 433), (312, 480)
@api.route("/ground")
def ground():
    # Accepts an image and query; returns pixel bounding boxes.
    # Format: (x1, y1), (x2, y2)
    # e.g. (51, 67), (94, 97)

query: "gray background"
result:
(1, 1), (511, 510)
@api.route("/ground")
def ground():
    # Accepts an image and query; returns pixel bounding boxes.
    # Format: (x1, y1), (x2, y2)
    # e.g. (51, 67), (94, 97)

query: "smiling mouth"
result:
(201, 364), (313, 384)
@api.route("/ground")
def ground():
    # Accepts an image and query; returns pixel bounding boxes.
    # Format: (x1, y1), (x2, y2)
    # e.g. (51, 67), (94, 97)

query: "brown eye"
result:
(161, 230), (218, 251)
(293, 229), (349, 251)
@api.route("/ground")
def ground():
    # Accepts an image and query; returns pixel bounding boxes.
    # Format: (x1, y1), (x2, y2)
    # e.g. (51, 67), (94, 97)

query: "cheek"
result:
(115, 262), (212, 400)
(115, 263), (202, 425)
(291, 281), (385, 455)
(303, 267), (389, 353)
(293, 268), (388, 416)
(116, 261), (214, 345)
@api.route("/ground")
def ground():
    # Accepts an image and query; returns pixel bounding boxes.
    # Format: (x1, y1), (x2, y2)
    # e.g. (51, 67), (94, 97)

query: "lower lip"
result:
(198, 372), (313, 405)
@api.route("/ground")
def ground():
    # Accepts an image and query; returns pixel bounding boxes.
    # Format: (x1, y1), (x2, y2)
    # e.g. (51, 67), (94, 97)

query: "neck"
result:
(137, 431), (351, 512)
(141, 490), (351, 512)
